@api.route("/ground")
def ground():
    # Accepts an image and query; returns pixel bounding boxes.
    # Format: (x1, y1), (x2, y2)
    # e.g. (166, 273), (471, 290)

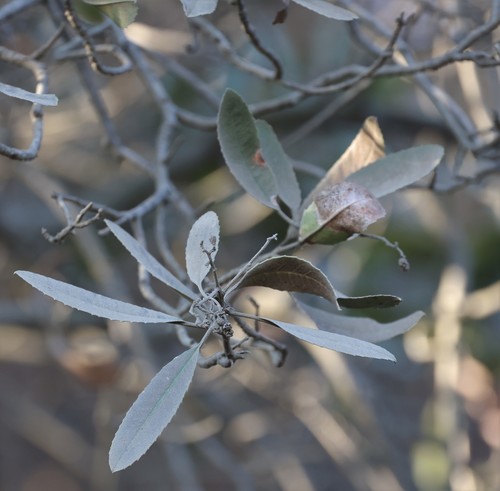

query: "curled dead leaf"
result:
(314, 181), (385, 234)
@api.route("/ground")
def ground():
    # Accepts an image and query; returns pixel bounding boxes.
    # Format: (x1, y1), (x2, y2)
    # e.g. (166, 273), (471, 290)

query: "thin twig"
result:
(42, 201), (103, 244)
(235, 0), (283, 79)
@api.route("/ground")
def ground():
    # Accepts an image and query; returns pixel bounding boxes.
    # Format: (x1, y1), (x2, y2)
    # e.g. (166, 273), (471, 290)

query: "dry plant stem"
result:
(42, 201), (103, 244)
(352, 233), (410, 271)
(31, 23), (65, 59)
(0, 46), (49, 160)
(235, 0), (283, 80)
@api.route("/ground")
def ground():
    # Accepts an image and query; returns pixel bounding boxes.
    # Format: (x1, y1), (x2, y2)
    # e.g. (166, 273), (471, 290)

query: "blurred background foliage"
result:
(1, 0), (499, 490)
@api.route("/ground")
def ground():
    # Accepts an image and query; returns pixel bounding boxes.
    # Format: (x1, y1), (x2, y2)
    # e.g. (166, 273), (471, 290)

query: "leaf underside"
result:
(236, 256), (337, 305)
(109, 346), (200, 472)
(261, 316), (396, 361)
(105, 220), (196, 300)
(298, 300), (424, 342)
(185, 211), (220, 292)
(15, 271), (183, 324)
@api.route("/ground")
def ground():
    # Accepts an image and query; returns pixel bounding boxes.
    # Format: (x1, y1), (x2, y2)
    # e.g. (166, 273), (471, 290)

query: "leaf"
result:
(179, 0), (218, 17)
(105, 220), (197, 301)
(0, 82), (58, 106)
(15, 271), (183, 324)
(261, 317), (396, 361)
(217, 89), (278, 209)
(337, 294), (402, 309)
(109, 345), (199, 472)
(78, 0), (137, 27)
(235, 256), (337, 305)
(298, 301), (424, 342)
(97, 1), (138, 27)
(290, 0), (358, 21)
(185, 211), (220, 292)
(255, 120), (302, 216)
(348, 145), (444, 198)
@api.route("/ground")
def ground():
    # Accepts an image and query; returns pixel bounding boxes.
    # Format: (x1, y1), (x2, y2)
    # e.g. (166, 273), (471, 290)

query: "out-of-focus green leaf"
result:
(97, 2), (137, 27)
(291, 0), (358, 21)
(261, 317), (396, 361)
(256, 120), (302, 217)
(180, 0), (218, 17)
(76, 0), (137, 27)
(234, 256), (337, 305)
(348, 145), (444, 198)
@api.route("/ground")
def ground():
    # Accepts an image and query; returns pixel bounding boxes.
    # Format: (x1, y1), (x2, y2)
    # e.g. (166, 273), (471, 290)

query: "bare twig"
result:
(235, 0), (283, 80)
(42, 201), (103, 244)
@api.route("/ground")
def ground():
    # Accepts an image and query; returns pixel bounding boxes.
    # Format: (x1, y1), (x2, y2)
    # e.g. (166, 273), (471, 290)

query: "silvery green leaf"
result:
(298, 301), (424, 342)
(185, 211), (220, 292)
(261, 316), (396, 361)
(290, 0), (358, 20)
(217, 89), (279, 209)
(105, 220), (196, 301)
(180, 0), (218, 17)
(255, 120), (302, 217)
(348, 145), (444, 198)
(15, 271), (183, 324)
(109, 345), (199, 472)
(0, 82), (58, 106)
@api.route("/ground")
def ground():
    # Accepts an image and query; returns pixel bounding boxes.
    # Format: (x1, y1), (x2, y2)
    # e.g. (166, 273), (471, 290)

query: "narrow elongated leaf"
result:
(217, 90), (278, 209)
(255, 120), (302, 216)
(109, 345), (199, 472)
(0, 82), (58, 106)
(348, 145), (444, 198)
(236, 256), (337, 305)
(185, 211), (220, 292)
(180, 0), (218, 17)
(15, 271), (183, 324)
(261, 317), (396, 361)
(337, 293), (402, 309)
(298, 301), (424, 342)
(291, 0), (358, 20)
(105, 220), (196, 301)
